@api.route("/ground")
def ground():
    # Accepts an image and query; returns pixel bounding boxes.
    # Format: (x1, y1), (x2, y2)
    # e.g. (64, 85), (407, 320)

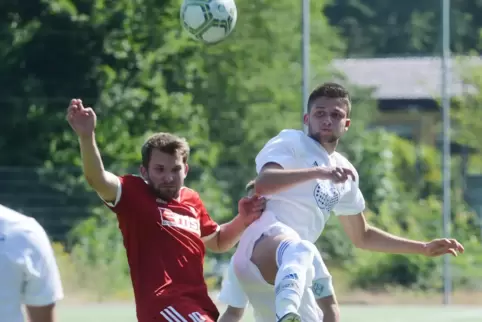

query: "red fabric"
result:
(105, 175), (220, 322)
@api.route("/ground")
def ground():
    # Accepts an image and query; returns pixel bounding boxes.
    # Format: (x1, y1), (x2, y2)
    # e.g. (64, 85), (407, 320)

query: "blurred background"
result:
(1, 0), (482, 321)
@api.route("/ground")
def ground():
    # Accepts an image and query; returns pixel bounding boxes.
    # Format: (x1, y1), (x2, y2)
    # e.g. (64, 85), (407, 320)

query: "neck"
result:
(308, 134), (338, 154)
(321, 141), (337, 154)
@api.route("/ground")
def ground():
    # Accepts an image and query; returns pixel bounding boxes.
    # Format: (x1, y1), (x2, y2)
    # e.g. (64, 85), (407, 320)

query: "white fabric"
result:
(0, 205), (64, 322)
(218, 257), (249, 309)
(255, 129), (366, 242)
(225, 214), (321, 322)
(220, 129), (364, 320)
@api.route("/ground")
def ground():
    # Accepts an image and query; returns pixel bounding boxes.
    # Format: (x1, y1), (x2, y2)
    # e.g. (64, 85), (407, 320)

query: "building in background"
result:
(334, 56), (482, 219)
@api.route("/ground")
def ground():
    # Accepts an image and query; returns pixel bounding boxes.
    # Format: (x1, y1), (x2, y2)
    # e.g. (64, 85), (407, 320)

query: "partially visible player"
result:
(67, 99), (265, 322)
(233, 83), (465, 322)
(0, 204), (64, 322)
(218, 181), (338, 322)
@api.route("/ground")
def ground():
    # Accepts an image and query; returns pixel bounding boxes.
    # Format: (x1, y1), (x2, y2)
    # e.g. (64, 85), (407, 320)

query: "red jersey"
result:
(105, 175), (220, 322)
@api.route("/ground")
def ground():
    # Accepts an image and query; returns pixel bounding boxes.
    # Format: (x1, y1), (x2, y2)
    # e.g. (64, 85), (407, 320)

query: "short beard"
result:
(308, 131), (339, 144)
(145, 177), (179, 200)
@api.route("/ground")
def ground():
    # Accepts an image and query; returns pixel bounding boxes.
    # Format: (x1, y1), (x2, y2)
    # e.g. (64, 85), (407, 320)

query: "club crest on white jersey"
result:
(313, 181), (340, 213)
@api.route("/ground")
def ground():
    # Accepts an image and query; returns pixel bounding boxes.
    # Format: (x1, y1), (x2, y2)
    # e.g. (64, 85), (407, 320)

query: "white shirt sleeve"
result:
(217, 259), (249, 308)
(19, 219), (64, 306)
(333, 177), (366, 216)
(255, 130), (299, 173)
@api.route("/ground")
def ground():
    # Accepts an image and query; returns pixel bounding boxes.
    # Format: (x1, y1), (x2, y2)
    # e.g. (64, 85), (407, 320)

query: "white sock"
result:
(311, 247), (334, 299)
(274, 239), (316, 320)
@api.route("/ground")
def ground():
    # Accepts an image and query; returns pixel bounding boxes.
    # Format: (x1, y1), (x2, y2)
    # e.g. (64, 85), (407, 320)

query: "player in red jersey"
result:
(67, 99), (266, 322)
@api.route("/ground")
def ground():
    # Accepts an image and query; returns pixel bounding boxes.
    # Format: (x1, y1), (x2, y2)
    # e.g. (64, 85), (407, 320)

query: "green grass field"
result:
(58, 303), (482, 322)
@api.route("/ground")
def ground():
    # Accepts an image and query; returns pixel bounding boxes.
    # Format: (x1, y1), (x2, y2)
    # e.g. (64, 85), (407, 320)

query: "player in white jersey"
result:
(229, 82), (465, 322)
(0, 204), (64, 322)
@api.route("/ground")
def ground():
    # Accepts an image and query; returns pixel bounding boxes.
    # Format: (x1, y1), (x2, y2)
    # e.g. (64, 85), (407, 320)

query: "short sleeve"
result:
(101, 175), (145, 215)
(255, 130), (299, 173)
(218, 258), (249, 308)
(197, 199), (220, 241)
(18, 220), (64, 306)
(333, 178), (365, 216)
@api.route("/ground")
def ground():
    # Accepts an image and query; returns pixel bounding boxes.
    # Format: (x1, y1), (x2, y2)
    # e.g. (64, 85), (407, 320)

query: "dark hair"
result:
(245, 180), (255, 194)
(141, 133), (190, 168)
(307, 82), (351, 115)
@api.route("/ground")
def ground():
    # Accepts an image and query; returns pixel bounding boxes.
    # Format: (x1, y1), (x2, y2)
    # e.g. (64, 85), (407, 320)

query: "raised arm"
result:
(254, 131), (354, 195)
(67, 99), (119, 202)
(332, 170), (464, 256)
(338, 213), (464, 256)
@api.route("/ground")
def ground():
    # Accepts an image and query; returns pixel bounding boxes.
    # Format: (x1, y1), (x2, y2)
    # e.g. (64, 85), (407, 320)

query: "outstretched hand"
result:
(423, 238), (465, 257)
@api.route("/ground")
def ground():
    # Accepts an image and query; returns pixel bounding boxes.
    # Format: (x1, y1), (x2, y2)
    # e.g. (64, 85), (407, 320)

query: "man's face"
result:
(304, 96), (351, 144)
(140, 149), (188, 200)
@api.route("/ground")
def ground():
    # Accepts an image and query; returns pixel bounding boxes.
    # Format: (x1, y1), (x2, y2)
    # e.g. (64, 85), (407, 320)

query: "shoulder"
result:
(3, 217), (50, 259)
(179, 186), (202, 204)
(119, 174), (147, 186)
(260, 129), (305, 151)
(118, 174), (151, 194)
(273, 129), (305, 143)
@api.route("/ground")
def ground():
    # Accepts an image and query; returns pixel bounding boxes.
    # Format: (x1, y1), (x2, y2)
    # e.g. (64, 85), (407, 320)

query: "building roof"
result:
(332, 56), (482, 100)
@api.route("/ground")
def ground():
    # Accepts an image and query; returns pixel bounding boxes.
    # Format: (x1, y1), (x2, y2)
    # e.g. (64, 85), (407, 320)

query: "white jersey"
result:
(255, 129), (366, 242)
(219, 129), (365, 321)
(0, 205), (64, 322)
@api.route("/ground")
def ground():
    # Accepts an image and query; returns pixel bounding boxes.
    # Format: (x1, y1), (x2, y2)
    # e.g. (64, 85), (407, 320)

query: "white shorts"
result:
(231, 211), (322, 322)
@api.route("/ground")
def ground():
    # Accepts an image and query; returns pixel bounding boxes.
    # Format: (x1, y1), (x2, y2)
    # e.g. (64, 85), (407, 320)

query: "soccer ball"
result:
(180, 0), (237, 44)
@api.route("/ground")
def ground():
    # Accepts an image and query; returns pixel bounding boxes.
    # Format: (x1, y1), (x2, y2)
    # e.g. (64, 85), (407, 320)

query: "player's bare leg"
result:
(251, 234), (337, 322)
(311, 250), (339, 322)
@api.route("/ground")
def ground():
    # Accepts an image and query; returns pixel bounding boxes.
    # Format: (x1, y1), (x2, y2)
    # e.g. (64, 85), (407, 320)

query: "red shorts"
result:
(159, 303), (219, 322)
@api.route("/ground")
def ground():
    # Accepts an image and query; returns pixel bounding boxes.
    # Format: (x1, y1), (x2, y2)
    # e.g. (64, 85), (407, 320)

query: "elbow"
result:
(219, 308), (244, 322)
(254, 174), (272, 195)
(85, 171), (108, 190)
(84, 174), (98, 188)
(352, 238), (366, 249)
(351, 228), (371, 249)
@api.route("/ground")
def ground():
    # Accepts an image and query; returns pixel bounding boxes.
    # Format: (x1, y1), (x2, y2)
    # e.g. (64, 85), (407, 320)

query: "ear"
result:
(345, 118), (351, 130)
(139, 165), (148, 181)
(303, 114), (309, 126)
(183, 163), (189, 178)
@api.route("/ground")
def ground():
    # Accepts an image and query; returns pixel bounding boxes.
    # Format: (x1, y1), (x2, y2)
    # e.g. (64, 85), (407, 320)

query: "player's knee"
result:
(276, 239), (317, 267)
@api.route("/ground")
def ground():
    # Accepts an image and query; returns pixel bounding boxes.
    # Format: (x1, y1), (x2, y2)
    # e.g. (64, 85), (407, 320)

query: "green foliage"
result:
(318, 128), (482, 291)
(452, 60), (482, 153)
(2, 0), (482, 298)
(67, 206), (131, 301)
(324, 0), (482, 56)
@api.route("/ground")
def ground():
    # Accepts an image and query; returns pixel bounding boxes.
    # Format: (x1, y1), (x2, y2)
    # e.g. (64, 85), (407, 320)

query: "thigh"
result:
(250, 233), (295, 285)
(159, 304), (218, 322)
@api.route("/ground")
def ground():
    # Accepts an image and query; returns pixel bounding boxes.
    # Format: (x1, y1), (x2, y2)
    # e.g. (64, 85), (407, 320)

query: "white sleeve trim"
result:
(201, 225), (220, 241)
(24, 291), (64, 306)
(100, 177), (122, 207)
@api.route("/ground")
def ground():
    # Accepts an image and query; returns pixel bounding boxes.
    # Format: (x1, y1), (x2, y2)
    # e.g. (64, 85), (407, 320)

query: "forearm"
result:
(317, 297), (340, 322)
(321, 305), (339, 322)
(211, 216), (246, 253)
(79, 134), (107, 184)
(255, 167), (322, 195)
(359, 225), (426, 254)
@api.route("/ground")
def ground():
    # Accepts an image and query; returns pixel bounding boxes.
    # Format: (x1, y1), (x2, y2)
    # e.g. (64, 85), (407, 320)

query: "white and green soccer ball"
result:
(180, 0), (237, 44)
